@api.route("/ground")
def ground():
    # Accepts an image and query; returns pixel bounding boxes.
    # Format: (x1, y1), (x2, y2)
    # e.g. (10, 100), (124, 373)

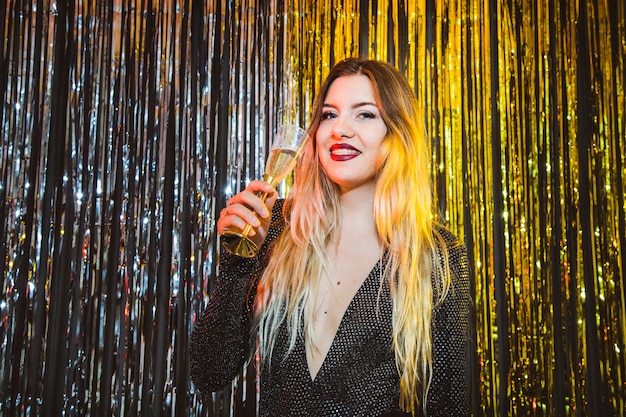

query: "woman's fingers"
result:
(217, 181), (276, 237)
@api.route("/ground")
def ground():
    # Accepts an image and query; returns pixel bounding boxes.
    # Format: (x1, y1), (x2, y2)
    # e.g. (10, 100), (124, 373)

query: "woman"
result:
(190, 58), (472, 416)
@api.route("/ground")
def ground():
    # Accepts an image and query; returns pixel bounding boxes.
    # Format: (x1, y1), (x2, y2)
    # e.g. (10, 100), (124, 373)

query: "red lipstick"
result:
(330, 143), (360, 161)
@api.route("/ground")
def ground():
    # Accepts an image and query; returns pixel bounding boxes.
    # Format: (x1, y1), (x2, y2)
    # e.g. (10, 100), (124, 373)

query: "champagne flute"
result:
(221, 124), (310, 258)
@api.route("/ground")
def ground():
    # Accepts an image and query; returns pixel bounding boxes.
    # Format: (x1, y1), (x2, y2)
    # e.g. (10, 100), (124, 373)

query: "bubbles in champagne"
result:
(264, 148), (298, 187)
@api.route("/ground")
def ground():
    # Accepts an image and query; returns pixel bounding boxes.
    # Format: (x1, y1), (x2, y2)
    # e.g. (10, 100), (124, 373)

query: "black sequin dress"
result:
(190, 200), (472, 416)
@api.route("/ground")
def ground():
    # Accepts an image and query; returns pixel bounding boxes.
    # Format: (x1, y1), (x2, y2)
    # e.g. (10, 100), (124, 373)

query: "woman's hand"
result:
(217, 180), (278, 248)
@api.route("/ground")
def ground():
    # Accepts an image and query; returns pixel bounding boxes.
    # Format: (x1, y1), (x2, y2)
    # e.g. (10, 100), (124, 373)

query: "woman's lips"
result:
(330, 143), (360, 161)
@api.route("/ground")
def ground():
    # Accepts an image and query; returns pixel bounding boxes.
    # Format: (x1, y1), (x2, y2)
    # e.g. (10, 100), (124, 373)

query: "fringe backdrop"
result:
(1, 1), (624, 416)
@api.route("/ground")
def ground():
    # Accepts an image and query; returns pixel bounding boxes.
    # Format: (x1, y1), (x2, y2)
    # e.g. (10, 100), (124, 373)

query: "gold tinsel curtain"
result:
(1, 0), (624, 416)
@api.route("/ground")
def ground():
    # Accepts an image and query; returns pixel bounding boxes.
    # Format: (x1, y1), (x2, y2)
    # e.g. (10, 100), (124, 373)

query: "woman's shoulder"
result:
(432, 223), (465, 252)
(272, 198), (285, 216)
(269, 198), (286, 230)
(431, 223), (471, 295)
(260, 198), (287, 251)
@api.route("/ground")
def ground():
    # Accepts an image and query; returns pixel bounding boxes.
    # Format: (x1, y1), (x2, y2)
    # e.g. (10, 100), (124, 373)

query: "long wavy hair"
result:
(254, 58), (451, 414)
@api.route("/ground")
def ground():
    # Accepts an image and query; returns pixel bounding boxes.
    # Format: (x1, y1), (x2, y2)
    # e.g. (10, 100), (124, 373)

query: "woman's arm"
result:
(189, 200), (285, 393)
(189, 250), (260, 393)
(428, 229), (473, 416)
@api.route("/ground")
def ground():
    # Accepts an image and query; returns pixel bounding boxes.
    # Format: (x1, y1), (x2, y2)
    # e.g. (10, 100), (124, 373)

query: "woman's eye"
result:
(321, 111), (336, 120)
(358, 111), (376, 119)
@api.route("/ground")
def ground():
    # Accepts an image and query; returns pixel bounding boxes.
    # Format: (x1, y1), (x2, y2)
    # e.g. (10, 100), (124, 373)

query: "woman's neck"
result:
(338, 183), (376, 211)
(337, 185), (378, 237)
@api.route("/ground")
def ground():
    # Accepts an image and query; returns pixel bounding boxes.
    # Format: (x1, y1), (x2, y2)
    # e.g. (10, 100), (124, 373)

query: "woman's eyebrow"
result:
(322, 101), (378, 108)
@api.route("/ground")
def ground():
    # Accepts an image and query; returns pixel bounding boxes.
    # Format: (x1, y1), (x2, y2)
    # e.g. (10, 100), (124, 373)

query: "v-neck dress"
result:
(190, 200), (472, 416)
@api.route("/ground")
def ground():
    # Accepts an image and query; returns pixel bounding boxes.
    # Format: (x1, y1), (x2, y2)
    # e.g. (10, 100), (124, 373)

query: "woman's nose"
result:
(330, 115), (354, 139)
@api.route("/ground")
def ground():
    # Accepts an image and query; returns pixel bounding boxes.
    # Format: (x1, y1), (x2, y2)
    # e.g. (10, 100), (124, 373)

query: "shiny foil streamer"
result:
(1, 1), (624, 416)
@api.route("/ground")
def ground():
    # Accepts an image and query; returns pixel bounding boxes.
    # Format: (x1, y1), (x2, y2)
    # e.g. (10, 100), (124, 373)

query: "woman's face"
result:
(316, 74), (388, 194)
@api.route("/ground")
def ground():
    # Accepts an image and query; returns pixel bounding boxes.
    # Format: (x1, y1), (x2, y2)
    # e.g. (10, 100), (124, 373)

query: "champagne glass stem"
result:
(240, 190), (270, 237)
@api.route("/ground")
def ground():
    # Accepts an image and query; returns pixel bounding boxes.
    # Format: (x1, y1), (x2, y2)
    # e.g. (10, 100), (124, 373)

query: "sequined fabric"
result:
(190, 200), (472, 416)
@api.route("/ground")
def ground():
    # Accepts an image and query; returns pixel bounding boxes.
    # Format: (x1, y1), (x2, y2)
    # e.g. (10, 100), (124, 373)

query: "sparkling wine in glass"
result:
(221, 124), (310, 258)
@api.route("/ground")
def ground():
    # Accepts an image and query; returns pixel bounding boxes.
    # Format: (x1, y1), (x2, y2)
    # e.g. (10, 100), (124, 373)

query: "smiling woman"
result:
(190, 58), (473, 416)
(316, 73), (388, 194)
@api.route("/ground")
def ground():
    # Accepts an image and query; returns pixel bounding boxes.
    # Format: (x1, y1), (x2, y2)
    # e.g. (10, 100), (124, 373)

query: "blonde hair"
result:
(255, 58), (451, 414)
